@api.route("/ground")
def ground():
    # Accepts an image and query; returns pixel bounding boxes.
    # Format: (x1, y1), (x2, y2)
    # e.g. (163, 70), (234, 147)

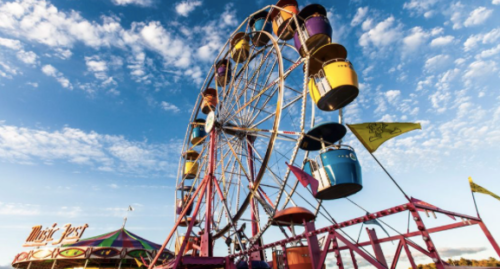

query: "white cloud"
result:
(430, 35), (454, 47)
(351, 7), (368, 26)
(477, 44), (500, 58)
(0, 0), (191, 74)
(448, 2), (466, 29)
(0, 201), (40, 216)
(424, 54), (451, 72)
(0, 61), (19, 78)
(111, 0), (153, 6)
(175, 0), (202, 17)
(85, 56), (108, 72)
(0, 123), (181, 176)
(463, 28), (500, 51)
(403, 0), (437, 15)
(41, 64), (72, 89)
(27, 82), (38, 88)
(53, 48), (72, 59)
(0, 36), (22, 49)
(403, 27), (429, 53)
(220, 3), (237, 27)
(464, 60), (498, 79)
(385, 90), (401, 105)
(139, 21), (189, 67)
(430, 27), (443, 36)
(85, 55), (108, 80)
(464, 7), (493, 27)
(359, 16), (402, 48)
(16, 50), (38, 65)
(161, 101), (180, 113)
(494, 0), (500, 5)
(428, 68), (460, 113)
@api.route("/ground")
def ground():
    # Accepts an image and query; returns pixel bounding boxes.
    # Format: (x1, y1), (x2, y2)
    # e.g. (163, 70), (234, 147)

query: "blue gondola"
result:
(249, 11), (273, 47)
(191, 119), (206, 145)
(304, 146), (362, 200)
(301, 122), (362, 200)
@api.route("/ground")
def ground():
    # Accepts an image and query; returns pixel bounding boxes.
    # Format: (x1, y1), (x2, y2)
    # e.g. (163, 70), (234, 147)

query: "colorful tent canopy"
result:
(65, 228), (163, 250)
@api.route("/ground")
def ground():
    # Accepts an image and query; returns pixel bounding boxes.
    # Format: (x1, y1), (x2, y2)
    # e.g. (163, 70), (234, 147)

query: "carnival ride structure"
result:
(12, 228), (173, 269)
(149, 1), (500, 269)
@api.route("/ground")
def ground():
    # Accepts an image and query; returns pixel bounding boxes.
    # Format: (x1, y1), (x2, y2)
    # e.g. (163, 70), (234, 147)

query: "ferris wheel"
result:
(167, 0), (361, 266)
(144, 1), (500, 269)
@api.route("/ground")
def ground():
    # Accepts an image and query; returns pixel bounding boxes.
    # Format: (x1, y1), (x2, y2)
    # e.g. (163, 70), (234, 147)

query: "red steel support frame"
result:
(246, 138), (264, 261)
(229, 202), (500, 269)
(201, 128), (217, 257)
(367, 228), (388, 267)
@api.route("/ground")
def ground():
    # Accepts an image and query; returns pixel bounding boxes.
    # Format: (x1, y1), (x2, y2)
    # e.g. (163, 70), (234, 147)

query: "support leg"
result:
(403, 241), (418, 269)
(390, 240), (404, 269)
(282, 244), (289, 269)
(479, 221), (500, 257)
(172, 179), (209, 269)
(366, 228), (388, 268)
(409, 204), (445, 269)
(304, 221), (322, 269)
(350, 249), (358, 269)
(331, 233), (344, 269)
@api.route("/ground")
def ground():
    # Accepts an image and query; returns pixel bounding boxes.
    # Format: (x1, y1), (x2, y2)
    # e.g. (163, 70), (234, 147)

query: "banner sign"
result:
(23, 223), (88, 247)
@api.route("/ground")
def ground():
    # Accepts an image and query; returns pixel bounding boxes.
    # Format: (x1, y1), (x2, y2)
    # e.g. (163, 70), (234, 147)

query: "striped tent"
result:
(65, 228), (162, 250)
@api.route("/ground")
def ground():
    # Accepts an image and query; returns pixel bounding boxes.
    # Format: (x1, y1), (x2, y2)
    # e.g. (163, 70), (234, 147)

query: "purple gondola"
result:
(293, 4), (332, 57)
(215, 59), (232, 87)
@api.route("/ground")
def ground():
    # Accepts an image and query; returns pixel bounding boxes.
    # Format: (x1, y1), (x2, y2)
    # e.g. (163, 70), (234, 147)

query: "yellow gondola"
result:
(307, 43), (359, 111)
(183, 150), (199, 179)
(230, 32), (250, 63)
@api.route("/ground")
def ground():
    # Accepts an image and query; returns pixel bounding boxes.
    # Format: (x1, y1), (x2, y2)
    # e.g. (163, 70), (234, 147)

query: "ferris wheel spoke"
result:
(250, 93), (303, 128)
(224, 60), (281, 124)
(246, 141), (297, 207)
(221, 132), (253, 185)
(244, 53), (279, 124)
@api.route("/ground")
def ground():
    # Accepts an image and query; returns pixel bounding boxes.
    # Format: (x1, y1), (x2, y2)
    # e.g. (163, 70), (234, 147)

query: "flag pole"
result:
(369, 152), (411, 202)
(470, 189), (481, 219)
(468, 177), (481, 219)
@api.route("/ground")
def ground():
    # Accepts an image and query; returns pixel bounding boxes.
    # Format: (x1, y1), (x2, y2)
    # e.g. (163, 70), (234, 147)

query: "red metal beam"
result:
(201, 128), (218, 257)
(303, 221), (322, 269)
(331, 232), (345, 269)
(390, 240), (403, 269)
(403, 239), (417, 269)
(317, 232), (334, 269)
(149, 176), (209, 269)
(409, 205), (443, 269)
(413, 203), (480, 222)
(339, 220), (480, 250)
(349, 249), (358, 269)
(334, 231), (387, 269)
(479, 221), (500, 257)
(367, 228), (388, 268)
(226, 202), (500, 269)
(172, 178), (210, 269)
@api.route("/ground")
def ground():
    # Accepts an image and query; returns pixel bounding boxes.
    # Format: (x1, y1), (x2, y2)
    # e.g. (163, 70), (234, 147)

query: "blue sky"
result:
(1, 0), (500, 267)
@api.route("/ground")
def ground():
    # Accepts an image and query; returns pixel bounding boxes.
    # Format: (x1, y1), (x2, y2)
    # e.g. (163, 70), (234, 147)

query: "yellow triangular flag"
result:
(469, 177), (500, 201)
(135, 258), (144, 267)
(347, 122), (421, 153)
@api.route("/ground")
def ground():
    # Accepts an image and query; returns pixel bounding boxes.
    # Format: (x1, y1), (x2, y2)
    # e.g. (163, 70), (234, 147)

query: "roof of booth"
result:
(64, 227), (163, 250)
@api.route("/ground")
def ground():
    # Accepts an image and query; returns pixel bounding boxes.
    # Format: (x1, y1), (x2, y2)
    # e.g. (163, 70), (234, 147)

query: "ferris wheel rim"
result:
(174, 8), (322, 252)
